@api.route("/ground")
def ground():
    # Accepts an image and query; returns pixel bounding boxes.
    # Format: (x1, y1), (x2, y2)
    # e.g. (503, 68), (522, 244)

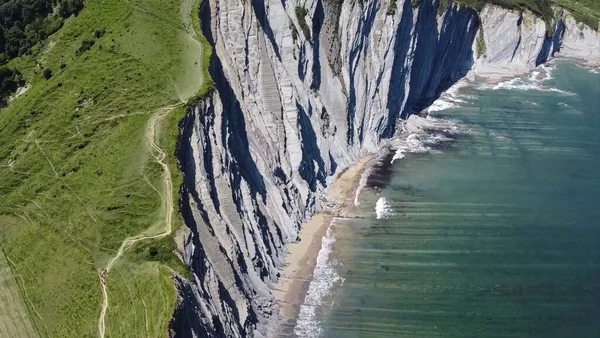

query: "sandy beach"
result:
(271, 156), (373, 321)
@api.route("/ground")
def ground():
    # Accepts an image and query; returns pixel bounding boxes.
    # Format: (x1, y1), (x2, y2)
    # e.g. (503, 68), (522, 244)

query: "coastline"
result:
(271, 156), (373, 327)
(267, 60), (599, 336)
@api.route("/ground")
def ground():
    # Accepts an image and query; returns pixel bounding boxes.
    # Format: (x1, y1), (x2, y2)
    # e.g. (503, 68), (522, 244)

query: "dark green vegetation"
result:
(290, 23), (299, 42)
(0, 0), (83, 61)
(295, 6), (311, 40)
(387, 0), (398, 14)
(476, 25), (486, 56)
(0, 0), (207, 336)
(0, 66), (24, 106)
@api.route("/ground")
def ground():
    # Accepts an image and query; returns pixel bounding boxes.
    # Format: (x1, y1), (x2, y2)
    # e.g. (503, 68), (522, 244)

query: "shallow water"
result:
(305, 63), (600, 337)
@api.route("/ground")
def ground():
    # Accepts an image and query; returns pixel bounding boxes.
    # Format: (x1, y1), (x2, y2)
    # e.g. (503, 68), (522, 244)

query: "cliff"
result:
(170, 0), (599, 337)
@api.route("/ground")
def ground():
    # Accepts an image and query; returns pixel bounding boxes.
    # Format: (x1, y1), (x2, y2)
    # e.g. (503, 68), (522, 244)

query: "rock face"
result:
(170, 0), (599, 337)
(472, 5), (600, 78)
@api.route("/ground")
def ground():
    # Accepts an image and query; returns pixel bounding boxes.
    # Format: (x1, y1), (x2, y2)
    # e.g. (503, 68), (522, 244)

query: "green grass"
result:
(442, 0), (600, 31)
(185, 0), (214, 106)
(0, 249), (40, 338)
(554, 0), (600, 30)
(104, 263), (178, 337)
(0, 0), (207, 336)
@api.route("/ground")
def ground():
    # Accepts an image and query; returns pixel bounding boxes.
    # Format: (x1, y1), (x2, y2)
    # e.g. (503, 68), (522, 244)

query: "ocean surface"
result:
(296, 62), (600, 337)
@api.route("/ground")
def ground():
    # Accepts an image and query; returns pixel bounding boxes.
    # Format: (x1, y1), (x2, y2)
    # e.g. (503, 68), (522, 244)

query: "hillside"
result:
(0, 0), (207, 336)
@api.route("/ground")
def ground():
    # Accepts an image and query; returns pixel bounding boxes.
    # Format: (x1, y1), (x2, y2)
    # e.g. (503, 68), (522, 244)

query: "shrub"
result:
(387, 0), (397, 15)
(290, 23), (298, 42)
(295, 6), (311, 40)
(43, 68), (53, 79)
(76, 39), (95, 55)
(476, 26), (486, 57)
(0, 67), (25, 106)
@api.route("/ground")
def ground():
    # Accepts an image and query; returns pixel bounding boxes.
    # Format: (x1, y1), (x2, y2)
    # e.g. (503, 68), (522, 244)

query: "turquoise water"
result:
(318, 63), (600, 337)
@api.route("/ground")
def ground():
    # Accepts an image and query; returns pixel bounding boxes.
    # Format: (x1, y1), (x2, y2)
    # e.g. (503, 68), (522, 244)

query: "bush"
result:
(387, 0), (397, 15)
(0, 67), (25, 106)
(59, 0), (84, 18)
(476, 26), (486, 57)
(43, 68), (52, 80)
(295, 6), (311, 40)
(76, 39), (95, 55)
(0, 0), (85, 61)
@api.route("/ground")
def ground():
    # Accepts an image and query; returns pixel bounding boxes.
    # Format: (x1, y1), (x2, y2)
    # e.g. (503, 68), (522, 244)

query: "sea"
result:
(295, 62), (600, 337)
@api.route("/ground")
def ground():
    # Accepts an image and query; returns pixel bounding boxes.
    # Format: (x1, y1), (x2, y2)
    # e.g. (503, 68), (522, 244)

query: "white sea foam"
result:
(428, 98), (458, 112)
(294, 220), (340, 338)
(354, 166), (372, 206)
(391, 116), (459, 164)
(558, 102), (583, 114)
(391, 150), (406, 163)
(589, 68), (600, 74)
(391, 133), (428, 163)
(428, 80), (468, 112)
(375, 197), (393, 219)
(480, 65), (575, 96)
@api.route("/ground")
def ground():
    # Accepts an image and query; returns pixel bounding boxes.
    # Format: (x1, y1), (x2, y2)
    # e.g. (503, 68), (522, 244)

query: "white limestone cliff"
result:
(169, 1), (600, 337)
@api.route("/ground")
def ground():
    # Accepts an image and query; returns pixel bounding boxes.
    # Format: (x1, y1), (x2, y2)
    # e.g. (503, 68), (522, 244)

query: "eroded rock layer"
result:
(170, 0), (599, 337)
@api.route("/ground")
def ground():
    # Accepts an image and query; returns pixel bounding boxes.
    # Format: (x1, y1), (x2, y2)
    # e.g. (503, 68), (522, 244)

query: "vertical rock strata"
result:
(170, 0), (599, 337)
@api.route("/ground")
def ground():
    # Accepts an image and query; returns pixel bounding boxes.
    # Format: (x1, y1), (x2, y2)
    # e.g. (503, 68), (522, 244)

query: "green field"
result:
(0, 251), (39, 338)
(0, 0), (207, 336)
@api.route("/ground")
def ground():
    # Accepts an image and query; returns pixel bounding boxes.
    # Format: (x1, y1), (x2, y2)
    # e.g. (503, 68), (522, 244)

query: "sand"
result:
(271, 155), (373, 320)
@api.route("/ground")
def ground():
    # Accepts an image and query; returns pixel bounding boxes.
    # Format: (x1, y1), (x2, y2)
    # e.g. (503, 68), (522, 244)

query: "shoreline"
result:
(267, 60), (597, 336)
(271, 156), (373, 328)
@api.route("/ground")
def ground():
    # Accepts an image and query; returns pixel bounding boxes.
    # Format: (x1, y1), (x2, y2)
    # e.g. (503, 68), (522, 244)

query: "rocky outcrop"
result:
(472, 5), (600, 79)
(170, 0), (599, 337)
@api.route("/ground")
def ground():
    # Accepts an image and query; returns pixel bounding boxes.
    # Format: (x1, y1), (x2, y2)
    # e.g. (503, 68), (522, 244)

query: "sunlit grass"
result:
(0, 0), (207, 335)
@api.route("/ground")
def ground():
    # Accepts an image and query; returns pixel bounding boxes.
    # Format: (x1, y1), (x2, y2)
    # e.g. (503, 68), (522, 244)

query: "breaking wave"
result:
(391, 115), (459, 164)
(294, 220), (340, 338)
(391, 134), (429, 163)
(376, 197), (393, 219)
(428, 80), (469, 112)
(479, 65), (575, 95)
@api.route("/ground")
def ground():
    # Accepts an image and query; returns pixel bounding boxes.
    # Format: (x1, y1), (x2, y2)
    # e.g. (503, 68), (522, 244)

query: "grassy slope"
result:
(0, 0), (206, 336)
(442, 0), (599, 31)
(0, 250), (39, 338)
(554, 0), (600, 30)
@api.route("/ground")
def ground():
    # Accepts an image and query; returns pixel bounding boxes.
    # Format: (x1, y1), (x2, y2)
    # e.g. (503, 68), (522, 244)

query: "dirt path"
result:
(97, 1), (205, 336)
(97, 106), (178, 338)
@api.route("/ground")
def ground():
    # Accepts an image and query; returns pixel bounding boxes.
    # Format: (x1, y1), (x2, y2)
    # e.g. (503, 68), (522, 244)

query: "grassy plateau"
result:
(0, 0), (209, 336)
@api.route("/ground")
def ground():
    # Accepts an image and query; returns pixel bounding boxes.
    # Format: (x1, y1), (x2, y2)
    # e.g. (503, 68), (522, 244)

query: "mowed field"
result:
(0, 250), (39, 338)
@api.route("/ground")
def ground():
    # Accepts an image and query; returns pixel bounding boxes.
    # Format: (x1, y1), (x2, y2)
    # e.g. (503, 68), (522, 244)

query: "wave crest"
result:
(294, 221), (340, 338)
(376, 197), (393, 219)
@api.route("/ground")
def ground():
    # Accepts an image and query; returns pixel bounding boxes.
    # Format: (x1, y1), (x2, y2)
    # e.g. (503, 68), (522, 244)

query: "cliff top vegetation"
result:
(443, 0), (599, 30)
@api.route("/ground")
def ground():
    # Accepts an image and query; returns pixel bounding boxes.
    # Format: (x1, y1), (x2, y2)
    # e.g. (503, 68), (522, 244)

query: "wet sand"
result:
(271, 156), (373, 321)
